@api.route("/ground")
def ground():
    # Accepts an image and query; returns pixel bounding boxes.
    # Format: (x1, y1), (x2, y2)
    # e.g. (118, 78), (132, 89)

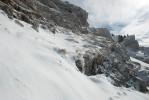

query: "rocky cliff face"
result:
(115, 35), (149, 64)
(75, 38), (149, 92)
(0, 0), (88, 32)
(122, 35), (139, 51)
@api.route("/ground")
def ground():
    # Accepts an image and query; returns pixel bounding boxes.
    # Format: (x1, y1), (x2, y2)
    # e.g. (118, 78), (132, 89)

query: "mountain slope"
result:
(0, 10), (149, 100)
(0, 10), (103, 100)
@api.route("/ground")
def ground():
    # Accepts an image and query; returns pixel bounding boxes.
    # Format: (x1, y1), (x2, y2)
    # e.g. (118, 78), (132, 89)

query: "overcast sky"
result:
(63, 0), (149, 27)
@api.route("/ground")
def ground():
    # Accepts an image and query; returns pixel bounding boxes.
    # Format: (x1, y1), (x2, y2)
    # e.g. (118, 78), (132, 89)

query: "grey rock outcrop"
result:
(89, 28), (113, 41)
(141, 47), (149, 64)
(75, 41), (149, 92)
(134, 70), (149, 92)
(115, 35), (149, 64)
(37, 0), (89, 32)
(144, 47), (149, 56)
(0, 0), (88, 32)
(122, 35), (139, 51)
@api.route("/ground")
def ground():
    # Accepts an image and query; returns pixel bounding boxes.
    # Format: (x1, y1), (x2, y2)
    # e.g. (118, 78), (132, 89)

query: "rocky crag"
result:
(0, 0), (149, 93)
(116, 35), (149, 64)
(75, 38), (149, 92)
(0, 0), (88, 32)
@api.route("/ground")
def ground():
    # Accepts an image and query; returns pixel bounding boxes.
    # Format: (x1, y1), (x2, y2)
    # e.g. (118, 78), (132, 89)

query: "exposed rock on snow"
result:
(114, 34), (149, 64)
(74, 34), (149, 92)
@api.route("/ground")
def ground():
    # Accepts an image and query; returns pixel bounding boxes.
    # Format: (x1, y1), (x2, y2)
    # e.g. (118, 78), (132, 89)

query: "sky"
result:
(63, 0), (149, 46)
(63, 0), (149, 27)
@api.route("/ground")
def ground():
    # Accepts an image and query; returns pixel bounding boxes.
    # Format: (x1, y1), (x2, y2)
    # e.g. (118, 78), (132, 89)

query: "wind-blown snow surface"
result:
(0, 10), (149, 100)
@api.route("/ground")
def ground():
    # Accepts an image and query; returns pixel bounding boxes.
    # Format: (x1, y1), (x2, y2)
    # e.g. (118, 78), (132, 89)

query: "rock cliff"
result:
(0, 0), (88, 32)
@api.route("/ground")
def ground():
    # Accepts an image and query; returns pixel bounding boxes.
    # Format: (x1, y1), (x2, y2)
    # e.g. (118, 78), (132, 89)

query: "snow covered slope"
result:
(0, 10), (149, 100)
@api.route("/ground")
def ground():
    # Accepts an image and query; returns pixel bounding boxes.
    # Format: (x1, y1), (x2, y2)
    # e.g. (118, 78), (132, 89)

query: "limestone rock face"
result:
(142, 47), (149, 64)
(0, 0), (88, 32)
(37, 0), (89, 32)
(144, 47), (149, 56)
(89, 28), (113, 41)
(122, 35), (139, 51)
(135, 70), (149, 92)
(75, 42), (149, 92)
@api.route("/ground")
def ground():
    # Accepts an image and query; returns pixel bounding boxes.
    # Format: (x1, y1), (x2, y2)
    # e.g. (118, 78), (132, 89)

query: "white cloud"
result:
(64, 0), (149, 27)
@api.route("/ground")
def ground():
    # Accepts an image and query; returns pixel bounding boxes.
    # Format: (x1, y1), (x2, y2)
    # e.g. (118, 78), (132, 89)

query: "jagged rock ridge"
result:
(0, 0), (88, 32)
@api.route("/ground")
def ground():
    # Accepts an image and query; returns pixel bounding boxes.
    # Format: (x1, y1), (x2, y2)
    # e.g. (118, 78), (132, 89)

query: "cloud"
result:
(120, 7), (149, 46)
(63, 0), (149, 27)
